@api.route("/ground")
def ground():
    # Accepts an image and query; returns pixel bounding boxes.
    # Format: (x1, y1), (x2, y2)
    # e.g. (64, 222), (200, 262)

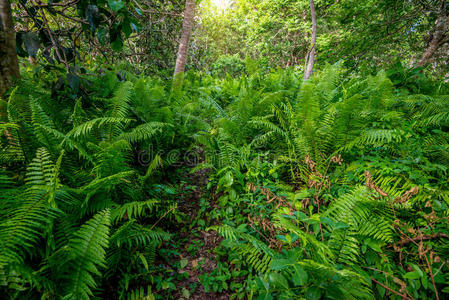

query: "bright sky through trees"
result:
(210, 0), (232, 10)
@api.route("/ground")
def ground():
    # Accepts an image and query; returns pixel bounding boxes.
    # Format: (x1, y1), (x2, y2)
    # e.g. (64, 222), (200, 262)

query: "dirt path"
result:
(172, 168), (230, 300)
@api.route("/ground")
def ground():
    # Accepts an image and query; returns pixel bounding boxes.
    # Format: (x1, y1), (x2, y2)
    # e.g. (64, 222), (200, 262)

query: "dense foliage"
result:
(195, 0), (449, 75)
(1, 61), (449, 299)
(2, 0), (449, 299)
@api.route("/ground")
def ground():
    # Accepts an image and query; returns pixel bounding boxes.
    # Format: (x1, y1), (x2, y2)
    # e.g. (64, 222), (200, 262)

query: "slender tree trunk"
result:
(304, 0), (317, 80)
(173, 0), (195, 77)
(0, 0), (20, 96)
(418, 4), (449, 66)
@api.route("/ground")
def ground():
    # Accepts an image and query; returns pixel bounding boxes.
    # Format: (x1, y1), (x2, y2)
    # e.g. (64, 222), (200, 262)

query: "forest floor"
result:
(171, 168), (230, 300)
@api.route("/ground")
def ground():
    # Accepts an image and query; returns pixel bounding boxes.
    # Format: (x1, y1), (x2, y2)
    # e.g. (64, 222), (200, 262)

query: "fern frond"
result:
(325, 186), (394, 243)
(328, 228), (360, 265)
(143, 154), (163, 179)
(249, 118), (292, 147)
(64, 209), (110, 300)
(30, 96), (56, 150)
(25, 147), (55, 186)
(198, 90), (227, 118)
(66, 117), (132, 140)
(109, 81), (133, 119)
(110, 221), (170, 248)
(344, 129), (402, 150)
(123, 285), (155, 300)
(71, 98), (88, 127)
(111, 200), (159, 223)
(0, 122), (19, 133)
(212, 225), (275, 273)
(81, 171), (134, 192)
(0, 188), (59, 267)
(119, 122), (170, 143)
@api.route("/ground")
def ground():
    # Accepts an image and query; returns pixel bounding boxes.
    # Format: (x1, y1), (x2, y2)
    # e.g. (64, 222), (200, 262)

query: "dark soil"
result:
(172, 167), (231, 300)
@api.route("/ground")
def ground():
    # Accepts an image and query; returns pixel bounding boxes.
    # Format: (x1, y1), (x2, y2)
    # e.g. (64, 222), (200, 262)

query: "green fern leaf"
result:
(64, 209), (111, 300)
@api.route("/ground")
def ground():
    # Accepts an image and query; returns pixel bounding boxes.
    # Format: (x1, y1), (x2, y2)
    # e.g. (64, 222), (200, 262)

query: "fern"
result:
(212, 225), (275, 274)
(109, 81), (134, 119)
(110, 221), (170, 248)
(81, 171), (134, 192)
(65, 117), (132, 140)
(30, 96), (57, 152)
(119, 122), (170, 143)
(63, 209), (110, 300)
(0, 188), (59, 267)
(325, 186), (394, 243)
(143, 154), (163, 179)
(25, 147), (55, 186)
(0, 147), (66, 267)
(344, 129), (403, 150)
(111, 200), (159, 223)
(328, 228), (360, 265)
(123, 285), (155, 300)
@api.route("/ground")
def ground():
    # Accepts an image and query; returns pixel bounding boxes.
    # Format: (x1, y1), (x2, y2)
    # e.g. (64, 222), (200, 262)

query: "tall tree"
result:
(174, 0), (195, 76)
(304, 0), (317, 80)
(0, 0), (20, 96)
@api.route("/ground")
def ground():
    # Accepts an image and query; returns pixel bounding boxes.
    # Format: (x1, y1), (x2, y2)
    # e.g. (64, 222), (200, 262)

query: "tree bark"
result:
(173, 0), (195, 77)
(417, 4), (449, 66)
(0, 0), (20, 97)
(304, 0), (317, 80)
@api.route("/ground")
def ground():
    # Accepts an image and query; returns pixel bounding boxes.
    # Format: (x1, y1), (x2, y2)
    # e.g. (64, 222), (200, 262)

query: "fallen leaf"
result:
(180, 258), (188, 269)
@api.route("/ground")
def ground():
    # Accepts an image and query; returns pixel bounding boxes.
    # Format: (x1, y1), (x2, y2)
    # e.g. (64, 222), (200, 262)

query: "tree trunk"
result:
(173, 0), (195, 77)
(417, 4), (449, 66)
(304, 0), (317, 80)
(0, 0), (20, 96)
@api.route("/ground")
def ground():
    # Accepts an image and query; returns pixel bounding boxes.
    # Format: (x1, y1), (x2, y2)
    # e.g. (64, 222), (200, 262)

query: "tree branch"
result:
(370, 277), (411, 299)
(395, 233), (449, 246)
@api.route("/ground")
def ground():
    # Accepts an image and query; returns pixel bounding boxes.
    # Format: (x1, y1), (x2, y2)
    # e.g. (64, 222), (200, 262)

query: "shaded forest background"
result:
(6, 0), (449, 78)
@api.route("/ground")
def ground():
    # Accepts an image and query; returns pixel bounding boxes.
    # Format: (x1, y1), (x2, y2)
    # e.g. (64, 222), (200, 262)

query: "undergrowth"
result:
(1, 63), (449, 299)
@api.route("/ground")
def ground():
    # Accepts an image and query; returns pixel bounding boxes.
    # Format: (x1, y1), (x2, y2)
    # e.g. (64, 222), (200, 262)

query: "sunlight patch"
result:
(210, 0), (232, 10)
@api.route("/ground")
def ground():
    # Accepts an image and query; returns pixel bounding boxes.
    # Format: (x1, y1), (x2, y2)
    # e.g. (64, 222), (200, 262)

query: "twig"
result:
(150, 205), (176, 230)
(249, 223), (272, 244)
(433, 261), (448, 277)
(370, 277), (410, 299)
(362, 266), (413, 299)
(424, 251), (439, 300)
(34, 0), (80, 7)
(395, 233), (449, 246)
